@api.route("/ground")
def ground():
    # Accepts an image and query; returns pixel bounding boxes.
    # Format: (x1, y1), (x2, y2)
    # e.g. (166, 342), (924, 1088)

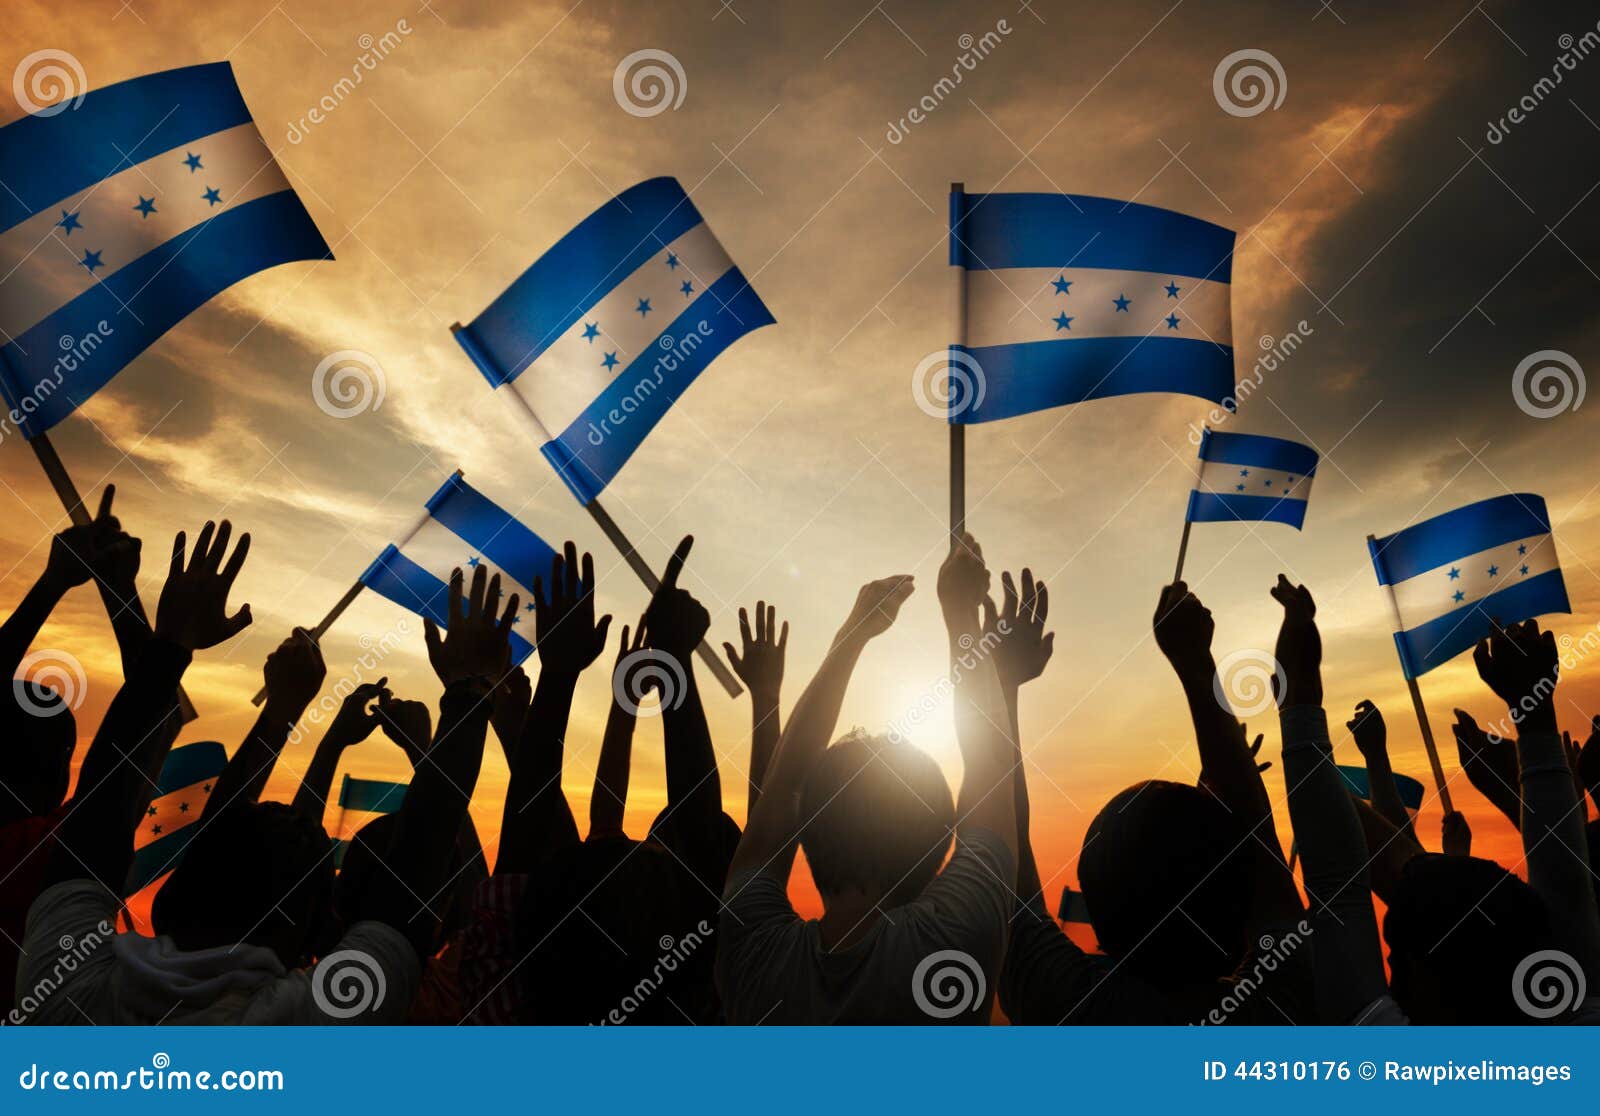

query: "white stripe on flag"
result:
(0, 122), (293, 340)
(1390, 532), (1557, 627)
(395, 516), (541, 622)
(1193, 457), (1314, 500)
(963, 267), (1231, 349)
(510, 220), (733, 436)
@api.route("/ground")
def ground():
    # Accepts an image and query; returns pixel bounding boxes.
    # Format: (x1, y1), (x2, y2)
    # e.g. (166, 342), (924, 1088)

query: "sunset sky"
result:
(4, 0), (1600, 922)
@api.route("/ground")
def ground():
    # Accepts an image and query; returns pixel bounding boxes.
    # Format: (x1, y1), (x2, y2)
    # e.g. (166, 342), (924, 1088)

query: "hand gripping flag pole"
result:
(949, 182), (967, 545)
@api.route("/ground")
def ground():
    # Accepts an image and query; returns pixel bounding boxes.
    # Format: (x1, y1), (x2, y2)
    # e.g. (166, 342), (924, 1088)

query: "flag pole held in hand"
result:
(949, 182), (967, 545)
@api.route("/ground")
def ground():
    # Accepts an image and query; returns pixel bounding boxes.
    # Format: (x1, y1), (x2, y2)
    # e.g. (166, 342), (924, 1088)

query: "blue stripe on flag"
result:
(0, 191), (331, 438)
(1198, 430), (1318, 475)
(950, 336), (1234, 424)
(1393, 568), (1570, 679)
(1185, 490), (1308, 529)
(541, 268), (775, 504)
(456, 178), (705, 384)
(359, 545), (535, 663)
(152, 741), (227, 797)
(339, 774), (408, 813)
(1370, 494), (1553, 586)
(0, 63), (253, 234)
(950, 191), (1235, 281)
(1335, 765), (1426, 810)
(425, 474), (560, 593)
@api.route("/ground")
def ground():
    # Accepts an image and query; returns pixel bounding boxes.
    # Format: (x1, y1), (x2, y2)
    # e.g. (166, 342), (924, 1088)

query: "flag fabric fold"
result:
(1369, 494), (1570, 679)
(126, 740), (228, 894)
(1185, 429), (1318, 530)
(454, 176), (775, 505)
(0, 62), (331, 438)
(948, 190), (1235, 423)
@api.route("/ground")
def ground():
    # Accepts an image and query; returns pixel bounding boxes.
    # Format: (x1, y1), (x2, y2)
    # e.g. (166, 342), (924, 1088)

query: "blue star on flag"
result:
(581, 322), (600, 342)
(183, 151), (203, 172)
(202, 186), (223, 206)
(1165, 281), (1180, 297)
(1113, 294), (1131, 312)
(133, 196), (157, 218)
(1053, 312), (1073, 331)
(635, 298), (652, 317)
(57, 210), (82, 234)
(79, 249), (104, 273)
(1165, 314), (1181, 330)
(1051, 275), (1071, 295)
(602, 351), (619, 371)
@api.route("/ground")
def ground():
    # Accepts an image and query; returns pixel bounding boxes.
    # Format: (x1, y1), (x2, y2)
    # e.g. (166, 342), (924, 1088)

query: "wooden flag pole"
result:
(1172, 519), (1193, 583)
(27, 432), (197, 722)
(949, 181), (967, 544)
(451, 327), (741, 699)
(1367, 533), (1454, 814)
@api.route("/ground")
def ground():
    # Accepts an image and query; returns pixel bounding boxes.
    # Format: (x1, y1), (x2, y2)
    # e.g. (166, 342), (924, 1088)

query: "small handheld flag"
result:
(0, 62), (330, 438)
(1335, 764), (1426, 810)
(333, 774), (409, 868)
(126, 741), (228, 894)
(1186, 430), (1318, 530)
(947, 189), (1235, 425)
(453, 176), (774, 505)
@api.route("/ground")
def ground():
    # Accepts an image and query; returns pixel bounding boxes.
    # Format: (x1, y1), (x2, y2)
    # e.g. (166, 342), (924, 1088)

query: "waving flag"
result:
(1369, 494), (1570, 679)
(453, 177), (774, 504)
(358, 472), (551, 664)
(1335, 765), (1426, 810)
(948, 190), (1235, 423)
(126, 740), (228, 894)
(0, 62), (331, 438)
(1186, 429), (1318, 529)
(332, 774), (409, 867)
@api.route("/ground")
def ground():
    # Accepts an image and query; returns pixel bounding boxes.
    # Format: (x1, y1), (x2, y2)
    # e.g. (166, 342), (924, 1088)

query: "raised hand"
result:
(1579, 715), (1600, 810)
(1269, 575), (1321, 708)
(261, 628), (328, 714)
(1450, 709), (1521, 826)
(44, 486), (140, 591)
(1472, 619), (1558, 734)
(425, 565), (520, 688)
(723, 601), (787, 701)
(327, 678), (389, 745)
(1153, 580), (1213, 677)
(1347, 700), (1386, 759)
(532, 541), (612, 679)
(154, 520), (252, 650)
(377, 697), (434, 765)
(988, 568), (1054, 689)
(937, 534), (988, 631)
(643, 536), (709, 661)
(612, 618), (652, 696)
(844, 574), (916, 644)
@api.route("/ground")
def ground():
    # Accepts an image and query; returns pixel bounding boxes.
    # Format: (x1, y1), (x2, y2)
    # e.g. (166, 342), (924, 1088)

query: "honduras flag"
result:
(358, 472), (553, 664)
(1186, 429), (1318, 530)
(332, 774), (409, 868)
(948, 189), (1235, 423)
(126, 740), (228, 894)
(0, 63), (330, 439)
(1369, 494), (1570, 679)
(453, 177), (774, 505)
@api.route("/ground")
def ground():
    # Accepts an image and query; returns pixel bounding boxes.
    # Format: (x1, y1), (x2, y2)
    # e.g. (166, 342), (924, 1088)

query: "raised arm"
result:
(590, 620), (645, 839)
(289, 677), (389, 821)
(204, 629), (326, 821)
(488, 664), (531, 772)
(1450, 709), (1522, 828)
(723, 601), (787, 817)
(645, 537), (722, 837)
(727, 572), (914, 883)
(1346, 700), (1416, 843)
(985, 568), (1053, 905)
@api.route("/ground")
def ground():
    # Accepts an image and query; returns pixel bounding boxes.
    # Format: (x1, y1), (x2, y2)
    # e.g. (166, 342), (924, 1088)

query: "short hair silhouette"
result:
(799, 730), (955, 907)
(1383, 853), (1553, 1024)
(1079, 781), (1252, 980)
(153, 802), (336, 968)
(0, 683), (76, 823)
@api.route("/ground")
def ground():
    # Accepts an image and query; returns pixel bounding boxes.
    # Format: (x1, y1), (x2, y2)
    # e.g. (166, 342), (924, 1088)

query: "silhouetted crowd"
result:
(3, 488), (1598, 1025)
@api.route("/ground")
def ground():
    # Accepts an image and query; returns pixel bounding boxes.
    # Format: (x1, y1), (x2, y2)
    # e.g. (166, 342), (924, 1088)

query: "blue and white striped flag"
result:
(126, 740), (228, 894)
(0, 63), (330, 438)
(454, 177), (775, 505)
(359, 473), (557, 664)
(1186, 429), (1318, 530)
(332, 773), (409, 868)
(948, 189), (1235, 423)
(1369, 494), (1570, 679)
